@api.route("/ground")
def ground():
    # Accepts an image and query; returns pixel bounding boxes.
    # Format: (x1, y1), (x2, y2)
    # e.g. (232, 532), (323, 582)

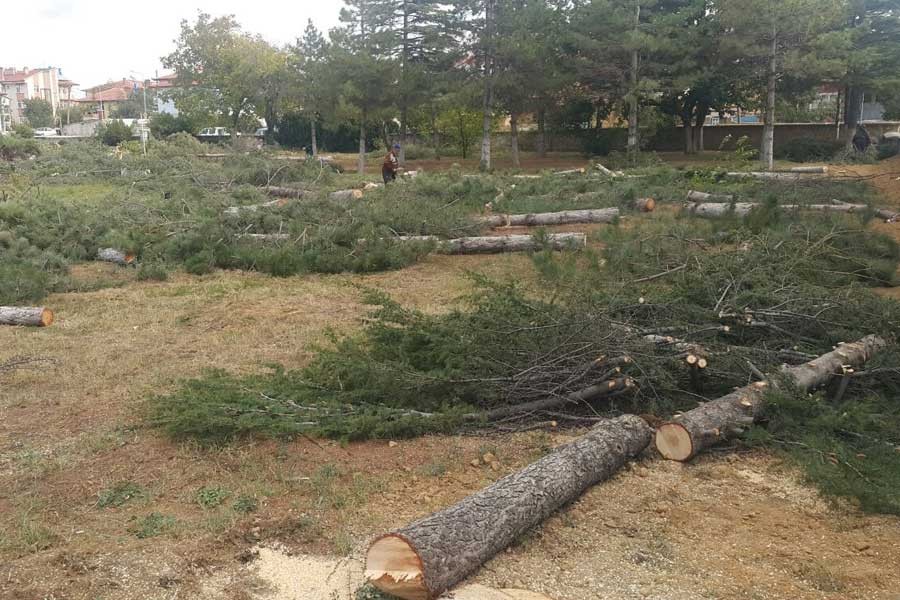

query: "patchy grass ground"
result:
(2, 154), (900, 600)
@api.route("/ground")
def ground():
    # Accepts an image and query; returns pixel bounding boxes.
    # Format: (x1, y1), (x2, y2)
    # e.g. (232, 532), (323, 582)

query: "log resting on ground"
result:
(553, 168), (586, 176)
(236, 233), (291, 242)
(380, 233), (586, 254)
(686, 190), (735, 202)
(97, 248), (136, 266)
(787, 165), (828, 174)
(479, 208), (619, 228)
(684, 201), (899, 221)
(329, 189), (364, 201)
(632, 198), (656, 212)
(224, 198), (290, 216)
(365, 414), (652, 600)
(655, 335), (886, 462)
(0, 307), (54, 327)
(726, 171), (805, 180)
(264, 186), (308, 199)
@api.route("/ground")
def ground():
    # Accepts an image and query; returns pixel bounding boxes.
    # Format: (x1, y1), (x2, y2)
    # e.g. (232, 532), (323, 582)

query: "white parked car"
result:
(33, 127), (59, 138)
(198, 127), (231, 138)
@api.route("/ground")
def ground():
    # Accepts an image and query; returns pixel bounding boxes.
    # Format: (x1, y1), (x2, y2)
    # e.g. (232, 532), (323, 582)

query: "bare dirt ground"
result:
(2, 155), (900, 600)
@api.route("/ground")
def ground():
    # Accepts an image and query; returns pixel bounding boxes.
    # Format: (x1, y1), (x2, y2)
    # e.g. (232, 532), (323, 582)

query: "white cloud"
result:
(2, 0), (344, 90)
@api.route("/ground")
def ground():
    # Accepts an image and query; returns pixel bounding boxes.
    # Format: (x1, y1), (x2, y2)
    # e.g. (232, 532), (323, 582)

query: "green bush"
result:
(12, 123), (34, 138)
(775, 137), (843, 162)
(97, 120), (134, 146)
(0, 136), (40, 161)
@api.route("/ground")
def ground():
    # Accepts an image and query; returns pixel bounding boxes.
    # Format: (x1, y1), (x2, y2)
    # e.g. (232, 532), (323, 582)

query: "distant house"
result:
(145, 73), (180, 116)
(0, 66), (75, 125)
(76, 79), (144, 120)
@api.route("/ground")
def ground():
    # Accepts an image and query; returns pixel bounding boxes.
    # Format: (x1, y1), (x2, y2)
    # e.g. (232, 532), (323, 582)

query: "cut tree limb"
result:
(479, 208), (619, 228)
(0, 307), (54, 327)
(365, 414), (652, 600)
(224, 198), (290, 216)
(329, 189), (364, 201)
(655, 335), (886, 461)
(382, 233), (586, 254)
(97, 248), (136, 266)
(686, 190), (735, 202)
(726, 172), (805, 181)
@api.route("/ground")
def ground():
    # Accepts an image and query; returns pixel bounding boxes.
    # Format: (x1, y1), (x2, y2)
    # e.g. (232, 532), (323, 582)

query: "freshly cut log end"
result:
(0, 306), (54, 327)
(330, 189), (364, 201)
(634, 198), (656, 212)
(366, 534), (428, 600)
(97, 248), (136, 266)
(655, 422), (693, 461)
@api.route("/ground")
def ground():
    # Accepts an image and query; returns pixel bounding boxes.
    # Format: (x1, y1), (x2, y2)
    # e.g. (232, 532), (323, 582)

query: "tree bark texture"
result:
(686, 190), (734, 203)
(510, 112), (520, 168)
(627, 2), (640, 158)
(655, 335), (886, 461)
(480, 0), (496, 172)
(385, 233), (586, 255)
(359, 112), (367, 174)
(479, 208), (618, 229)
(0, 306), (54, 327)
(97, 248), (135, 266)
(761, 28), (778, 171)
(685, 201), (898, 222)
(329, 189), (364, 202)
(366, 414), (652, 600)
(310, 118), (318, 158)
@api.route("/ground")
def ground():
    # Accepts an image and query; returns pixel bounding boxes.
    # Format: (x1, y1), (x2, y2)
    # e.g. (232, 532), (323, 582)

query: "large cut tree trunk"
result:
(385, 233), (586, 255)
(264, 186), (308, 199)
(761, 28), (778, 171)
(686, 190), (734, 202)
(685, 200), (898, 222)
(329, 189), (364, 202)
(656, 335), (886, 461)
(479, 208), (619, 228)
(684, 202), (757, 218)
(509, 112), (520, 168)
(97, 248), (135, 266)
(366, 414), (652, 600)
(727, 171), (802, 181)
(0, 306), (54, 327)
(224, 198), (291, 216)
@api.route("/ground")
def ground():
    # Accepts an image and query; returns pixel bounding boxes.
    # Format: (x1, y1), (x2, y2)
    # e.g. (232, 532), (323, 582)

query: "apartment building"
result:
(0, 66), (77, 125)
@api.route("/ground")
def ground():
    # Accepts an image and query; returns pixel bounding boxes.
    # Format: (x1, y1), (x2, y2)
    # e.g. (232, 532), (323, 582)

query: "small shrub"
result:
(232, 495), (259, 514)
(775, 137), (843, 162)
(196, 485), (231, 509)
(0, 135), (40, 161)
(136, 263), (168, 281)
(97, 120), (134, 146)
(128, 512), (176, 539)
(12, 123), (34, 138)
(97, 481), (147, 508)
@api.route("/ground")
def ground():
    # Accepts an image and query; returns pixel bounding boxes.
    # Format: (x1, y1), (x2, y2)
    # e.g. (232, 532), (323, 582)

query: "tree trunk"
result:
(480, 0), (496, 172)
(358, 110), (367, 174)
(0, 306), (54, 327)
(366, 415), (652, 600)
(788, 166), (828, 174)
(479, 208), (619, 228)
(843, 86), (864, 145)
(224, 197), (291, 216)
(510, 112), (520, 168)
(536, 108), (546, 158)
(761, 29), (777, 171)
(264, 186), (308, 199)
(97, 248), (136, 266)
(685, 200), (898, 221)
(683, 119), (694, 155)
(834, 88), (842, 141)
(627, 2), (640, 159)
(656, 336), (886, 461)
(431, 108), (441, 160)
(684, 202), (757, 218)
(726, 171), (801, 181)
(686, 190), (734, 202)
(384, 233), (586, 255)
(310, 117), (318, 158)
(329, 189), (364, 202)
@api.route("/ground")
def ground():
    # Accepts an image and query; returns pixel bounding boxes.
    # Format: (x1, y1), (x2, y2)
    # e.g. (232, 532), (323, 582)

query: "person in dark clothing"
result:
(382, 144), (400, 184)
(852, 124), (871, 153)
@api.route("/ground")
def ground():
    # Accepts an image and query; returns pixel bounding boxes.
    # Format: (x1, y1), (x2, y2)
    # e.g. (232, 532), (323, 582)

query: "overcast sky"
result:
(3, 0), (344, 91)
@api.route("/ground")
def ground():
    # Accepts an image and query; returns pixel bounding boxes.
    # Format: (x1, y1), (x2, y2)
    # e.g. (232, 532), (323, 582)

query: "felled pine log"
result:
(97, 248), (136, 266)
(632, 197), (656, 212)
(552, 168), (586, 176)
(655, 335), (886, 461)
(726, 171), (805, 181)
(684, 200), (899, 222)
(365, 415), (652, 600)
(387, 233), (586, 255)
(787, 165), (828, 174)
(686, 190), (735, 202)
(236, 233), (291, 242)
(224, 198), (290, 216)
(479, 208), (619, 228)
(264, 186), (308, 199)
(329, 189), (364, 201)
(0, 307), (54, 327)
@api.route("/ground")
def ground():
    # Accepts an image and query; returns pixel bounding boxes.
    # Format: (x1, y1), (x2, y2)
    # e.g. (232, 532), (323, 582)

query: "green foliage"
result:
(232, 495), (259, 513)
(150, 112), (197, 137)
(196, 485), (231, 509)
(97, 481), (147, 508)
(775, 137), (844, 162)
(0, 135), (40, 161)
(136, 263), (169, 282)
(23, 98), (54, 128)
(12, 123), (34, 138)
(97, 120), (134, 146)
(128, 512), (176, 538)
